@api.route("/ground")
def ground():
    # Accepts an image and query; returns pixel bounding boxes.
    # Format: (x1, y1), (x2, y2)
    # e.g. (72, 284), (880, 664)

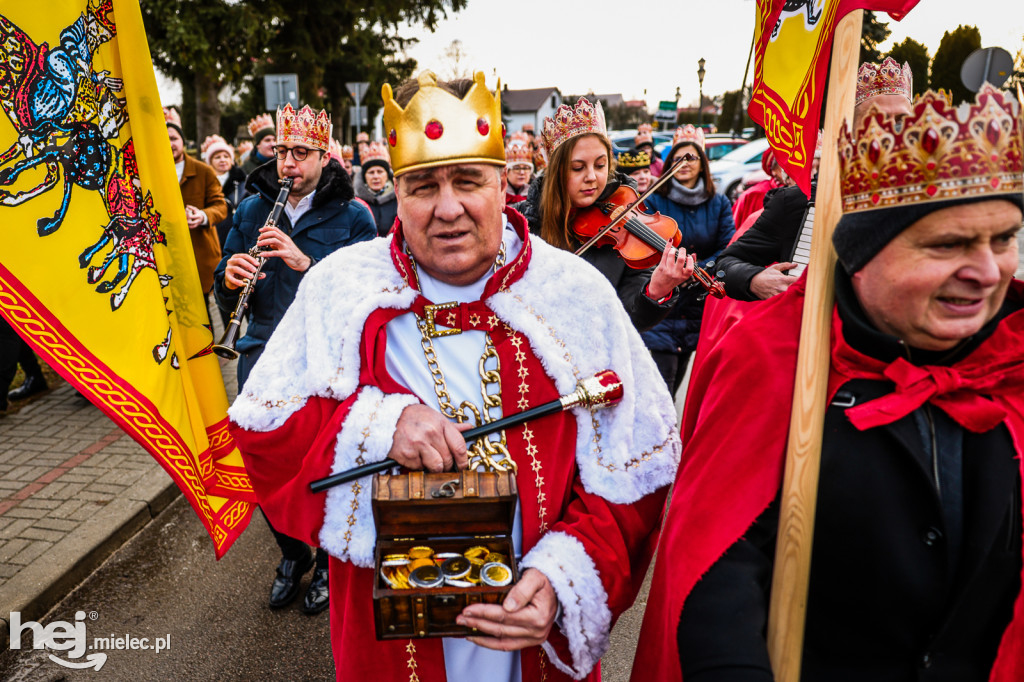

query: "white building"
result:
(502, 86), (561, 136)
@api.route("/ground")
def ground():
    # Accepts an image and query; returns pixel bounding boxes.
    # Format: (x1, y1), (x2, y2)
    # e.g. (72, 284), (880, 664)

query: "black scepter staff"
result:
(309, 370), (624, 493)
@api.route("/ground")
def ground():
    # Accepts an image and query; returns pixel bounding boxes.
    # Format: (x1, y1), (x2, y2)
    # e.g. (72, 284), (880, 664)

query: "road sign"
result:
(654, 109), (677, 123)
(346, 82), (371, 133)
(961, 47), (1014, 92)
(264, 74), (299, 112)
(349, 106), (368, 128)
(346, 82), (371, 104)
(658, 100), (677, 111)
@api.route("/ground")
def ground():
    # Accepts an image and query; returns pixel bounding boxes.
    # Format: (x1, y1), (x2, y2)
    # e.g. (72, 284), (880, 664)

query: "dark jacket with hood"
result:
(215, 165), (250, 249)
(353, 173), (398, 237)
(214, 158), (377, 387)
(511, 172), (679, 332)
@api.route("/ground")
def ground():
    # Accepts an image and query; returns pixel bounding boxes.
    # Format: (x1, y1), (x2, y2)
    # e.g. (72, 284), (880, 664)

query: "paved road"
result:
(0, 492), (649, 681)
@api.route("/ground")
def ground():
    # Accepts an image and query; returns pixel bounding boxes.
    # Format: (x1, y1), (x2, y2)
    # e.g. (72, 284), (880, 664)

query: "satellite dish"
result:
(960, 47), (1014, 92)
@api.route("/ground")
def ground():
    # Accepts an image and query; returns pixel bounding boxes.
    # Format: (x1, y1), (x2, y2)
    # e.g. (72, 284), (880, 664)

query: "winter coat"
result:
(511, 172), (679, 332)
(640, 187), (735, 354)
(179, 155), (228, 293)
(353, 173), (398, 237)
(216, 165), (249, 250)
(717, 183), (814, 301)
(213, 158), (377, 387)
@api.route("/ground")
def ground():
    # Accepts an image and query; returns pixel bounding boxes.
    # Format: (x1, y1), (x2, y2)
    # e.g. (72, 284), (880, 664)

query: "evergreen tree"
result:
(930, 25), (982, 105)
(860, 11), (892, 64)
(887, 38), (930, 97)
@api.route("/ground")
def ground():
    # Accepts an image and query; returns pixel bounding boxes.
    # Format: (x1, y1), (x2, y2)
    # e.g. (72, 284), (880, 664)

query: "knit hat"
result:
(360, 141), (393, 180)
(201, 134), (234, 166)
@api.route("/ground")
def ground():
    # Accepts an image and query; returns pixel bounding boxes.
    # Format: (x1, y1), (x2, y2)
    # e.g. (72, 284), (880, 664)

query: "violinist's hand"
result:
(388, 404), (470, 472)
(647, 243), (694, 300)
(749, 262), (797, 300)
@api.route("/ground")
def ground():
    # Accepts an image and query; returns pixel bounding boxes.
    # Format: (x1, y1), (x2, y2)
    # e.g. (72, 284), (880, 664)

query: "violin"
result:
(571, 162), (726, 298)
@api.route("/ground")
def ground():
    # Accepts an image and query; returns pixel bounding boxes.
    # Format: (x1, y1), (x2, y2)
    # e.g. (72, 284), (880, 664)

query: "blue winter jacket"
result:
(213, 158), (376, 386)
(641, 190), (735, 354)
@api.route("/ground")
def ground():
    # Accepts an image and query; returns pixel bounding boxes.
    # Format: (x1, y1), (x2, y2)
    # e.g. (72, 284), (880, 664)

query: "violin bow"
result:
(573, 156), (687, 257)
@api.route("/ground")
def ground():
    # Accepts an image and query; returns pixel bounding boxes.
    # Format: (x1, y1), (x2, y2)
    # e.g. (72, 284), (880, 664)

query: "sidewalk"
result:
(0, 340), (238, 646)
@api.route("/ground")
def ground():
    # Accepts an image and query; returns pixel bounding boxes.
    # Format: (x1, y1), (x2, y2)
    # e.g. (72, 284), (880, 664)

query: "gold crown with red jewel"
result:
(617, 149), (651, 171)
(837, 85), (1023, 214)
(276, 104), (332, 151)
(855, 57), (913, 106)
(382, 71), (505, 177)
(542, 97), (607, 154)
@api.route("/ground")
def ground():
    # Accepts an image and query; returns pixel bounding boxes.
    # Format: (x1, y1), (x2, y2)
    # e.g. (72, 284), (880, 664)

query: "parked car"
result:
(708, 138), (770, 202)
(658, 134), (746, 162)
(609, 129), (674, 154)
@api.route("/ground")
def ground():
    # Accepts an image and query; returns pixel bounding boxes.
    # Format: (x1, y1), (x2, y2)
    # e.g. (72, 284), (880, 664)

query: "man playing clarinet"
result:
(228, 71), (680, 681)
(213, 103), (376, 616)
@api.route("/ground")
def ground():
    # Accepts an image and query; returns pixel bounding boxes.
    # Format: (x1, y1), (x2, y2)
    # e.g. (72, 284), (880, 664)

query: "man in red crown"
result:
(214, 103), (376, 615)
(634, 86), (1024, 681)
(228, 71), (680, 681)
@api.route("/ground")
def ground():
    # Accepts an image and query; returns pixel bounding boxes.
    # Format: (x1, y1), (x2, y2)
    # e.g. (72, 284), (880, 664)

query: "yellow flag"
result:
(0, 0), (252, 557)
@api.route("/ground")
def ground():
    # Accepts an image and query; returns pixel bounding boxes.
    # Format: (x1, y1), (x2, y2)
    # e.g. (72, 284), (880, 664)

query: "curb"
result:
(0, 466), (180, 648)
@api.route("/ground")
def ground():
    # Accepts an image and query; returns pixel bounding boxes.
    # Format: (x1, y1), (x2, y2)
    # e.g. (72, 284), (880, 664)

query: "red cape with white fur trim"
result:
(632, 277), (1024, 682)
(230, 209), (681, 681)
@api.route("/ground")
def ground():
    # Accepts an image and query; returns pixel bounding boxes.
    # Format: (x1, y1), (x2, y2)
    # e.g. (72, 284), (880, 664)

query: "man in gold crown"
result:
(634, 85), (1024, 681)
(213, 103), (376, 615)
(228, 71), (681, 681)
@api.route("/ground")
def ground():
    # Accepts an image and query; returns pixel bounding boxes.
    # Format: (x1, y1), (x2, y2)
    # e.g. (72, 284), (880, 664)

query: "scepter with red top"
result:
(309, 370), (624, 493)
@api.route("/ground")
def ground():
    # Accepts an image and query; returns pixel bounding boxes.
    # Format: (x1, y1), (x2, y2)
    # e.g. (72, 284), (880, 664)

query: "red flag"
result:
(748, 0), (919, 195)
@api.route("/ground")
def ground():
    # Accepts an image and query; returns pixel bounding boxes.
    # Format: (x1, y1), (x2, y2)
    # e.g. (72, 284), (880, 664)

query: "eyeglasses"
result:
(675, 153), (700, 164)
(273, 145), (316, 161)
(509, 165), (532, 172)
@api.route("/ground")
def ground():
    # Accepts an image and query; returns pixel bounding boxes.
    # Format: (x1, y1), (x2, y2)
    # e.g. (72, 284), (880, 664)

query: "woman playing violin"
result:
(512, 98), (694, 331)
(642, 125), (735, 391)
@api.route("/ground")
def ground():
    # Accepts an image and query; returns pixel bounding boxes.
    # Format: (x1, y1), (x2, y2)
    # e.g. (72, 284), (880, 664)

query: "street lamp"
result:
(697, 57), (706, 127)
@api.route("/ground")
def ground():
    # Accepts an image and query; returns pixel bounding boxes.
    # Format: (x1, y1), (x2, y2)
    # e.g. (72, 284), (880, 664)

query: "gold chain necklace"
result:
(408, 242), (516, 473)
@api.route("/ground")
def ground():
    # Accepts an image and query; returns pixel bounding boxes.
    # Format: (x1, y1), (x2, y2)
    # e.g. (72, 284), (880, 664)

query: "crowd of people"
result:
(4, 52), (1023, 682)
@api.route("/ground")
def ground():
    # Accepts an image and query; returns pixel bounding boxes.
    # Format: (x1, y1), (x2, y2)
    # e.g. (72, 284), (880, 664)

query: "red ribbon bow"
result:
(830, 310), (1024, 433)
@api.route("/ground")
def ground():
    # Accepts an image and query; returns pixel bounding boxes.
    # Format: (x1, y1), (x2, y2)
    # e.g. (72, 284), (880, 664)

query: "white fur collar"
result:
(230, 232), (681, 504)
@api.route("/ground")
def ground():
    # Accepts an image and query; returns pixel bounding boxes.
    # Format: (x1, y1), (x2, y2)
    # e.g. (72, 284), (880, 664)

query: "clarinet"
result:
(213, 177), (293, 359)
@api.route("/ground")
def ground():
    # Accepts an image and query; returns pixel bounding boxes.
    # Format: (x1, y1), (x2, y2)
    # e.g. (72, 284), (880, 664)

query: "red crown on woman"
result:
(542, 97), (607, 154)
(838, 85), (1023, 214)
(672, 124), (705, 150)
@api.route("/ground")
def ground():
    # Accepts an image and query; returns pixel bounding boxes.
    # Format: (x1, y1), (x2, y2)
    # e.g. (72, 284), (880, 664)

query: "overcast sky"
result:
(398, 0), (1023, 107)
(157, 1), (1022, 110)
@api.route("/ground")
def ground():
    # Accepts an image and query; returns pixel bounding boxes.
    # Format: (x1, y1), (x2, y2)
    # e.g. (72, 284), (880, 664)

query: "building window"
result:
(551, 94), (557, 108)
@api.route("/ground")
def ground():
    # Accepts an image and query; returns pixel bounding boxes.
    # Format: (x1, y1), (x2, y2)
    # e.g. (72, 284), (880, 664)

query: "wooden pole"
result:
(766, 10), (864, 682)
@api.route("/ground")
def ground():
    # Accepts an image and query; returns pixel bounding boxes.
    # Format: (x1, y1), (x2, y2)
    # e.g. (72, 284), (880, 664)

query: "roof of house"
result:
(501, 87), (560, 112)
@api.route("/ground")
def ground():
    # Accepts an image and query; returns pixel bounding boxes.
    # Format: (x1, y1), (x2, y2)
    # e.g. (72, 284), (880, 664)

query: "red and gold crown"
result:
(672, 124), (705, 150)
(856, 57), (912, 107)
(276, 104), (332, 151)
(382, 71), (505, 177)
(201, 134), (234, 165)
(505, 137), (534, 168)
(635, 123), (654, 146)
(362, 140), (391, 167)
(838, 85), (1023, 214)
(341, 144), (354, 161)
(327, 137), (344, 163)
(247, 113), (275, 138)
(542, 97), (607, 154)
(617, 149), (651, 171)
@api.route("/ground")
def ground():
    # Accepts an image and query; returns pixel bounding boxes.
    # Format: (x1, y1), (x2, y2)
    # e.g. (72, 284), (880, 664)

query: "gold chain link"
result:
(408, 242), (516, 473)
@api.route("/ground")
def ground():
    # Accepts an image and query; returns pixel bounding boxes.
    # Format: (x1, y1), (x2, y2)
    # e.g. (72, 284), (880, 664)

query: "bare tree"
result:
(441, 39), (471, 80)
